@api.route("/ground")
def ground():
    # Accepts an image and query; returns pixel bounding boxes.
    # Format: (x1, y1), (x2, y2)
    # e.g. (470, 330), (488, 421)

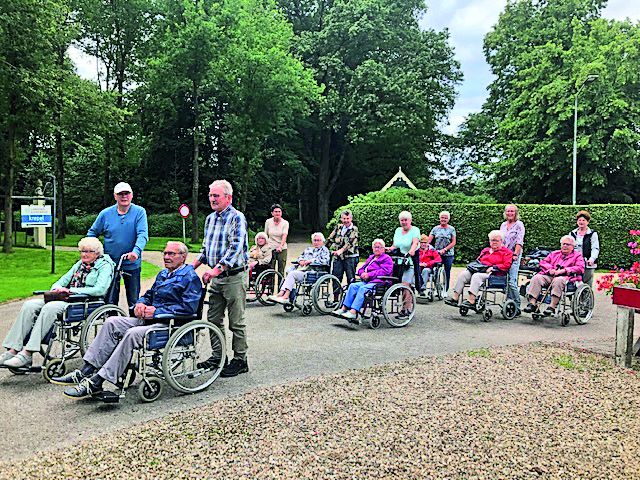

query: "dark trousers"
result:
(411, 251), (424, 292)
(331, 257), (358, 284)
(441, 256), (454, 292)
(107, 268), (141, 316)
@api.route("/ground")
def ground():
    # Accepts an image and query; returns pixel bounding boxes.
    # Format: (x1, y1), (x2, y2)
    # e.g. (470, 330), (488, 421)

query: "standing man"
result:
(193, 180), (249, 378)
(88, 182), (148, 316)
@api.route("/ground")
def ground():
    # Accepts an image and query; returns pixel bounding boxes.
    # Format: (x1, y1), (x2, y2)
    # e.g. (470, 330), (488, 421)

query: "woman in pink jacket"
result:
(332, 239), (393, 320)
(523, 235), (585, 316)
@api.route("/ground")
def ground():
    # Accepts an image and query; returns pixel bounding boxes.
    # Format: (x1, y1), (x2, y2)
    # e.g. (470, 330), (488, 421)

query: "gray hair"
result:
(340, 209), (352, 217)
(166, 241), (188, 254)
(255, 232), (268, 243)
(311, 232), (325, 242)
(488, 230), (504, 242)
(209, 179), (233, 196)
(439, 211), (450, 218)
(560, 235), (575, 246)
(372, 238), (386, 248)
(78, 237), (104, 256)
(398, 210), (412, 221)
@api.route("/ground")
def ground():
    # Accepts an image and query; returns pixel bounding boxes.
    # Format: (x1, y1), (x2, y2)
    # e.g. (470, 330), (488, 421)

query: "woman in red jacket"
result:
(445, 230), (513, 311)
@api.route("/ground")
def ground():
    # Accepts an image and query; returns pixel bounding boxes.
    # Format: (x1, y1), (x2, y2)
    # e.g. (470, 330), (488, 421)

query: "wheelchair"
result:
(457, 273), (518, 322)
(310, 257), (351, 315)
(1, 255), (128, 382)
(96, 287), (226, 404)
(245, 261), (283, 306)
(341, 255), (417, 329)
(418, 262), (447, 303)
(280, 263), (330, 316)
(519, 271), (595, 327)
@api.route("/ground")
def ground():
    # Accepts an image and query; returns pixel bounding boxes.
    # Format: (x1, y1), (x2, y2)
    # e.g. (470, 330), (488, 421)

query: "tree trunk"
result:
(316, 128), (346, 229)
(55, 46), (66, 238)
(191, 82), (200, 243)
(3, 123), (16, 253)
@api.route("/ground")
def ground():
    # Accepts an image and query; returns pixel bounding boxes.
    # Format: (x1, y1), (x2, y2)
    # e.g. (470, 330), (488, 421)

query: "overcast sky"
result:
(420, 0), (640, 134)
(70, 1), (639, 135)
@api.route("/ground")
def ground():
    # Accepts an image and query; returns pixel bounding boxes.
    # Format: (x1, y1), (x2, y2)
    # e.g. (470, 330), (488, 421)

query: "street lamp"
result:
(572, 74), (598, 205)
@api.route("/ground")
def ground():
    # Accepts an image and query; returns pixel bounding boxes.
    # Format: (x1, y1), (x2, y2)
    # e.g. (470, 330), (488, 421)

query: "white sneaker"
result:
(4, 352), (32, 368)
(0, 351), (15, 365)
(273, 296), (288, 304)
(342, 311), (357, 319)
(331, 309), (345, 316)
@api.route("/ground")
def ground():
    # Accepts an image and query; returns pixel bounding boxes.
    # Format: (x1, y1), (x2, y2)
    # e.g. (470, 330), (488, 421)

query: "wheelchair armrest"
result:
(66, 294), (104, 303)
(309, 264), (329, 271)
(377, 276), (399, 282)
(154, 313), (199, 325)
(33, 290), (47, 295)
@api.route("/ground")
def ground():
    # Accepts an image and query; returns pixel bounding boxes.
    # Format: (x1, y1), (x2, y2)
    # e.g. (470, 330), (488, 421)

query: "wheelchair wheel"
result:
(42, 358), (66, 383)
(501, 300), (517, 320)
(283, 303), (295, 313)
(256, 270), (283, 306)
(382, 284), (416, 328)
(302, 304), (313, 316)
(138, 376), (163, 403)
(435, 268), (447, 300)
(80, 304), (127, 354)
(482, 309), (493, 322)
(475, 292), (486, 313)
(162, 320), (225, 394)
(426, 291), (434, 302)
(370, 315), (381, 329)
(459, 305), (469, 316)
(571, 284), (595, 325)
(311, 274), (344, 315)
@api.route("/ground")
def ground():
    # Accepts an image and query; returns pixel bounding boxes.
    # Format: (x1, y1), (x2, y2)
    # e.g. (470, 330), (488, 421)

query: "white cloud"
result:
(602, 0), (640, 22)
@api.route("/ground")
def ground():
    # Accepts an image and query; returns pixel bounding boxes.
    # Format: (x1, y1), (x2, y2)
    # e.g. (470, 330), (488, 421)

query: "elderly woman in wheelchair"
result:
(445, 230), (513, 317)
(0, 237), (114, 374)
(268, 232), (330, 313)
(332, 239), (393, 320)
(522, 235), (590, 325)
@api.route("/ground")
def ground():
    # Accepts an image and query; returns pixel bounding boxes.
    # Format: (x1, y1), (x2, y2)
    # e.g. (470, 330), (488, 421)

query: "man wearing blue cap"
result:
(88, 182), (149, 315)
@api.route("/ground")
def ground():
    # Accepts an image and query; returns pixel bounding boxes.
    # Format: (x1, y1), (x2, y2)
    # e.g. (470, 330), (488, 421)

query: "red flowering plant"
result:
(597, 230), (640, 295)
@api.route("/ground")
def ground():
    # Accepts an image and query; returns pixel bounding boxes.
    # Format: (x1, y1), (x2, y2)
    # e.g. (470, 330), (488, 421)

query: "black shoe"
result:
(444, 298), (458, 307)
(543, 306), (556, 317)
(514, 309), (522, 317)
(63, 377), (103, 398)
(396, 310), (411, 320)
(523, 303), (536, 313)
(461, 300), (477, 312)
(51, 369), (85, 386)
(197, 356), (225, 371)
(220, 357), (249, 378)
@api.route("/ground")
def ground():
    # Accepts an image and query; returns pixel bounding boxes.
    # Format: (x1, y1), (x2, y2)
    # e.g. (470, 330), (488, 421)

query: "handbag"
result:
(43, 290), (70, 303)
(466, 260), (489, 274)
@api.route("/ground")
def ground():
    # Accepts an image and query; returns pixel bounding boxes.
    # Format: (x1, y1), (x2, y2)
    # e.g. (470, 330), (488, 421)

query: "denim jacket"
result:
(138, 265), (202, 318)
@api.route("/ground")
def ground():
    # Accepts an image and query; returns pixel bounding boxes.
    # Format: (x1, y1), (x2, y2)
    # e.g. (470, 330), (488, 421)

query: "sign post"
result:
(179, 204), (191, 245)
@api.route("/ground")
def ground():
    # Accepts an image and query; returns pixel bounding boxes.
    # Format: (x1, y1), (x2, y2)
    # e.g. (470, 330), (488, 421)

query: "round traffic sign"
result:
(179, 203), (190, 218)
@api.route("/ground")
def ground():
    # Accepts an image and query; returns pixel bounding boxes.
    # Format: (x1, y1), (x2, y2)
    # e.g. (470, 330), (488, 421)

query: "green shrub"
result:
(347, 187), (496, 205)
(67, 213), (208, 237)
(328, 202), (640, 268)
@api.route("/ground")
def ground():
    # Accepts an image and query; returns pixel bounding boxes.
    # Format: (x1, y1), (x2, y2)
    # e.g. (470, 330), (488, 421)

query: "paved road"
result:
(0, 244), (635, 461)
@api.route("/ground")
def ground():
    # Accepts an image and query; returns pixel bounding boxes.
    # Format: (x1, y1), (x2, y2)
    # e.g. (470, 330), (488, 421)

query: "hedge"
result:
(67, 213), (208, 237)
(328, 203), (640, 269)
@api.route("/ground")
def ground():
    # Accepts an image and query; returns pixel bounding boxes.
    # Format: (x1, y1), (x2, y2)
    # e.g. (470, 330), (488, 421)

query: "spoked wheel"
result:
(382, 284), (416, 328)
(572, 284), (595, 325)
(162, 321), (225, 394)
(138, 376), (163, 403)
(255, 270), (283, 306)
(42, 358), (66, 383)
(311, 274), (344, 315)
(501, 300), (517, 320)
(80, 304), (127, 354)
(435, 268), (447, 300)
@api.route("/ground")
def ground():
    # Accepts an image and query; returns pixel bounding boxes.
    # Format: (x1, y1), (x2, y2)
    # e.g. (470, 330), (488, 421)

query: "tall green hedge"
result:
(329, 203), (640, 268)
(67, 213), (208, 237)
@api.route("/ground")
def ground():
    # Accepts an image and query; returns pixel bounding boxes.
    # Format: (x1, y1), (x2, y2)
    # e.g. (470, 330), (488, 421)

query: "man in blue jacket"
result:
(53, 242), (202, 398)
(87, 182), (148, 316)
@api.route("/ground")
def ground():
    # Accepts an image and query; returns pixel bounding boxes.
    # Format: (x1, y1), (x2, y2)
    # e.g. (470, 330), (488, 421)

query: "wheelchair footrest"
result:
(94, 390), (121, 403)
(0, 364), (42, 373)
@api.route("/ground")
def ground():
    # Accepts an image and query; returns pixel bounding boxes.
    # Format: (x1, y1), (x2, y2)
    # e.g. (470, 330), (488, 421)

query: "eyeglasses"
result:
(116, 192), (131, 196)
(560, 243), (573, 246)
(209, 193), (227, 199)
(163, 251), (183, 256)
(79, 249), (96, 254)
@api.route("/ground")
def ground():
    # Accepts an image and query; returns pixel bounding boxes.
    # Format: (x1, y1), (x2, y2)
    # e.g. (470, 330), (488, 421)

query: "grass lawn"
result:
(0, 248), (161, 304)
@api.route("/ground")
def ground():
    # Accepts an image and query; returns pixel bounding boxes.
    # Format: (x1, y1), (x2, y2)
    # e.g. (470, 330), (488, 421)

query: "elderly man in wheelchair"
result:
(522, 235), (591, 325)
(53, 241), (203, 399)
(0, 237), (114, 379)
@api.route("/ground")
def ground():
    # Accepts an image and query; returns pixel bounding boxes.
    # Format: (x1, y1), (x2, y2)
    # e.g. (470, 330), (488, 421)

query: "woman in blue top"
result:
(426, 211), (456, 294)
(387, 211), (420, 319)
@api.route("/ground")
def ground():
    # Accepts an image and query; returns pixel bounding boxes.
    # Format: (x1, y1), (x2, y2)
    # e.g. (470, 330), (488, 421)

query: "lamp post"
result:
(572, 74), (598, 205)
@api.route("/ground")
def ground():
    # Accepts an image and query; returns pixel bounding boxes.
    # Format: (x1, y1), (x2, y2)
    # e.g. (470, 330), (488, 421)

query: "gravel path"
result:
(2, 343), (639, 479)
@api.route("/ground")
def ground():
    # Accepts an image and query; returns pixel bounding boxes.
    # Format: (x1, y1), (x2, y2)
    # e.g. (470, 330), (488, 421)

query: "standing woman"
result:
(326, 209), (359, 284)
(570, 210), (599, 287)
(426, 211), (456, 295)
(265, 204), (289, 278)
(500, 204), (525, 316)
(388, 211), (420, 319)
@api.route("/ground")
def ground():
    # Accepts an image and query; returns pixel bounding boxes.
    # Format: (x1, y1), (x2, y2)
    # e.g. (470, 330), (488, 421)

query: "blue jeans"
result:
(507, 254), (521, 308)
(343, 281), (376, 312)
(107, 268), (141, 316)
(441, 255), (454, 292)
(331, 257), (358, 284)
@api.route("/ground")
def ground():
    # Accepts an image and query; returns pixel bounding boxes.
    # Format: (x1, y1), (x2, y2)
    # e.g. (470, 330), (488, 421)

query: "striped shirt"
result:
(197, 205), (248, 269)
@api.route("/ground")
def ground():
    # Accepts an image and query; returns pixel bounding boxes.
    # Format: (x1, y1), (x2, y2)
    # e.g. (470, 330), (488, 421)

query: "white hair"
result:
(561, 235), (575, 245)
(209, 179), (233, 196)
(439, 211), (450, 218)
(488, 230), (504, 241)
(398, 210), (412, 221)
(372, 238), (386, 248)
(166, 241), (188, 254)
(78, 237), (104, 256)
(311, 232), (325, 242)
(255, 232), (268, 242)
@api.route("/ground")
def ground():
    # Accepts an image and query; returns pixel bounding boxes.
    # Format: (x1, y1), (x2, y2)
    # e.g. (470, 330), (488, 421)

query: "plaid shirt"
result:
(197, 205), (248, 269)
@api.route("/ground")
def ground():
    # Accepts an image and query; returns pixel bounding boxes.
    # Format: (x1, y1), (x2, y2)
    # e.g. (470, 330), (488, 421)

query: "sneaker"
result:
(220, 357), (249, 378)
(417, 291), (427, 298)
(51, 369), (85, 386)
(4, 352), (32, 369)
(342, 311), (357, 320)
(272, 296), (288, 305)
(523, 303), (536, 313)
(514, 309), (522, 318)
(64, 377), (103, 398)
(197, 355), (225, 371)
(444, 298), (458, 307)
(461, 300), (477, 312)
(331, 309), (346, 316)
(0, 351), (15, 366)
(396, 310), (411, 320)
(543, 306), (556, 317)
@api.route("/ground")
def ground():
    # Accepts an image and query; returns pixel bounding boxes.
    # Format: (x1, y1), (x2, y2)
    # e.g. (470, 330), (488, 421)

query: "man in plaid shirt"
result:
(193, 180), (249, 377)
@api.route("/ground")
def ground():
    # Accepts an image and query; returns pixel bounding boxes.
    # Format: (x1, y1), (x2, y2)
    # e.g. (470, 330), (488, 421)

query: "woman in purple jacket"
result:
(332, 239), (394, 320)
